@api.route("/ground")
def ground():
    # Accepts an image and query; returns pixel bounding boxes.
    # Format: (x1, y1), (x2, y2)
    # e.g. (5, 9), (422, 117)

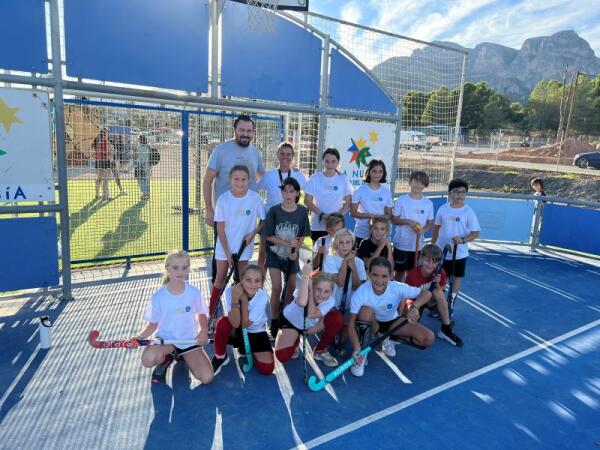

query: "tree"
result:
(527, 79), (563, 131)
(401, 91), (430, 128)
(481, 93), (511, 130)
(571, 74), (600, 135)
(457, 81), (494, 129)
(421, 87), (456, 126)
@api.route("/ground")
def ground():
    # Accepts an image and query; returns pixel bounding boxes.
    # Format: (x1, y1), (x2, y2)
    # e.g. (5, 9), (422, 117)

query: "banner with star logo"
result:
(0, 87), (53, 202)
(325, 118), (396, 189)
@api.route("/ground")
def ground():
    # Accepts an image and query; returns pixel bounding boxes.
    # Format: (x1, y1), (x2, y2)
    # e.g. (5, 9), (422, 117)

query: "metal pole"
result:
(49, 0), (73, 301)
(449, 53), (467, 181)
(181, 112), (190, 251)
(390, 106), (403, 195)
(316, 35), (330, 172)
(210, 0), (221, 99)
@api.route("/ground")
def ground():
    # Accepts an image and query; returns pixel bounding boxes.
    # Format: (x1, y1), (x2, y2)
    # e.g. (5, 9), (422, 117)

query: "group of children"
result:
(132, 145), (482, 384)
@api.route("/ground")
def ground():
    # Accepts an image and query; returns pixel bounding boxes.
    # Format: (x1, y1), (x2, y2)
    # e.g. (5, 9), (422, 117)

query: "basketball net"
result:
(247, 0), (279, 33)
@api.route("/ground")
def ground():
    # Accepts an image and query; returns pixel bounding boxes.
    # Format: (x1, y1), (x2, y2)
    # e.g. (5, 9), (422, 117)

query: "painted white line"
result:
(586, 269), (600, 276)
(0, 345), (40, 411)
(373, 350), (412, 384)
(459, 294), (512, 328)
(459, 292), (515, 325)
(293, 318), (600, 450)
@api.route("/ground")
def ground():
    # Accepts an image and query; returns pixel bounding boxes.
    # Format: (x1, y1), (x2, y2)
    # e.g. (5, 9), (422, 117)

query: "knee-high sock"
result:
(315, 310), (344, 353)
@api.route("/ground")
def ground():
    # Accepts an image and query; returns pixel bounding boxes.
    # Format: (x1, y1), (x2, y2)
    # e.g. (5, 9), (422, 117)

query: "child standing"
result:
(357, 216), (394, 271)
(348, 257), (434, 377)
(275, 263), (344, 367)
(208, 165), (265, 317)
(431, 179), (481, 311)
(211, 265), (275, 376)
(350, 159), (393, 248)
(261, 177), (310, 337)
(304, 148), (353, 243)
(406, 244), (463, 346)
(311, 212), (345, 270)
(530, 177), (546, 197)
(323, 229), (367, 315)
(132, 250), (213, 384)
(392, 171), (434, 282)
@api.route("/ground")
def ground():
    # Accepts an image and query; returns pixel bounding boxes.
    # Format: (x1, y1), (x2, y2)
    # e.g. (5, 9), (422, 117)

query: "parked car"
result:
(399, 131), (432, 151)
(573, 151), (600, 169)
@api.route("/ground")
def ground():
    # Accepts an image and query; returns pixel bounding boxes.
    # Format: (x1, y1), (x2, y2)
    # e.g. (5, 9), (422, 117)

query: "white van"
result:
(399, 131), (431, 151)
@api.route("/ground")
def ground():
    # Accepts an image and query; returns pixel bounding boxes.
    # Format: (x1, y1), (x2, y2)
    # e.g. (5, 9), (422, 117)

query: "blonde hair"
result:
(312, 272), (336, 294)
(162, 250), (190, 285)
(332, 228), (355, 253)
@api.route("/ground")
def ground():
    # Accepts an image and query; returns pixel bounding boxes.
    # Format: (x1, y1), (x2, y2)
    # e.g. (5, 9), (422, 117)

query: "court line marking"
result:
(292, 318), (600, 450)
(0, 344), (41, 411)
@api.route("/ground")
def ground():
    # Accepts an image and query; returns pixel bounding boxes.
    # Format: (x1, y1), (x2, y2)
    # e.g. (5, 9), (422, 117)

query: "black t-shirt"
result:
(358, 238), (390, 261)
(261, 204), (310, 260)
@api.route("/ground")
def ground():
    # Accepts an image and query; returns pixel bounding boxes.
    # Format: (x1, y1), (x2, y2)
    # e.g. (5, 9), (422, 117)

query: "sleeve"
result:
(255, 149), (265, 174)
(207, 144), (221, 171)
(426, 199), (434, 221)
(323, 256), (339, 274)
(392, 197), (404, 218)
(224, 287), (233, 313)
(351, 185), (362, 204)
(193, 287), (208, 315)
(143, 295), (160, 323)
(405, 269), (416, 287)
(214, 194), (226, 222)
(261, 206), (276, 237)
(356, 258), (367, 281)
(467, 208), (481, 232)
(297, 172), (307, 190)
(256, 172), (266, 192)
(350, 286), (365, 314)
(384, 188), (393, 208)
(256, 195), (266, 220)
(403, 284), (422, 299)
(434, 206), (443, 225)
(343, 175), (353, 196)
(304, 174), (316, 196)
(299, 207), (311, 237)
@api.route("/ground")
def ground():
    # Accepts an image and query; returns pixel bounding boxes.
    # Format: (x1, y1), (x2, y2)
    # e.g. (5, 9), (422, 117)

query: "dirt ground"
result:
(454, 164), (600, 202)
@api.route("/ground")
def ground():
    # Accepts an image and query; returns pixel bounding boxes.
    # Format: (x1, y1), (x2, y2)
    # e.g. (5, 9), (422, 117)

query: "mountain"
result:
(372, 30), (600, 102)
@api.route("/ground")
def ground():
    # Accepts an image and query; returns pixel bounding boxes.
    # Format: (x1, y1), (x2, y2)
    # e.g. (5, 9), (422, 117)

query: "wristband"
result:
(231, 303), (240, 308)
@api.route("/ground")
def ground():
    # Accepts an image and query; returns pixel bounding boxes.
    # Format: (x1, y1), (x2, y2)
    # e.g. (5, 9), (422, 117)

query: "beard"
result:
(236, 136), (251, 147)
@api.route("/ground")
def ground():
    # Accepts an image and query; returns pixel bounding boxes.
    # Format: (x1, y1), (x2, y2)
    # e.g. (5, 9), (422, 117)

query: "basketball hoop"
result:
(247, 0), (280, 33)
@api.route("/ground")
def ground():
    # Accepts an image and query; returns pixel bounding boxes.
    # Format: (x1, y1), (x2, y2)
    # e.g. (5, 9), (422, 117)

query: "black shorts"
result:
(311, 230), (328, 243)
(443, 257), (467, 278)
(280, 314), (303, 333)
(95, 160), (114, 170)
(265, 250), (300, 274)
(228, 329), (272, 354)
(174, 345), (201, 356)
(393, 248), (416, 272)
(377, 318), (402, 333)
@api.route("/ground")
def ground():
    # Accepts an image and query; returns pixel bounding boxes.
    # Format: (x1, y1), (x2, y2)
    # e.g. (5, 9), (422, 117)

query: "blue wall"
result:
(539, 204), (600, 256)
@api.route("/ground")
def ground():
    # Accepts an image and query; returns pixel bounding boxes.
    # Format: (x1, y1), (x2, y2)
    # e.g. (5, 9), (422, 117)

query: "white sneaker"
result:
(382, 338), (396, 357)
(350, 357), (366, 377)
(313, 350), (338, 367)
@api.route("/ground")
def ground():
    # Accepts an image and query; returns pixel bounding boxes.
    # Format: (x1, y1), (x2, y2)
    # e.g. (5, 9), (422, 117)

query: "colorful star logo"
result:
(0, 97), (22, 133)
(347, 137), (372, 168)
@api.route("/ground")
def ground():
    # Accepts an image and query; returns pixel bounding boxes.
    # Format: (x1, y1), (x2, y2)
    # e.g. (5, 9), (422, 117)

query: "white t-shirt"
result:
(283, 292), (335, 330)
(143, 283), (207, 346)
(304, 172), (353, 231)
(214, 190), (266, 261)
(322, 254), (367, 310)
(392, 194), (434, 251)
(350, 280), (421, 322)
(434, 203), (481, 260)
(207, 139), (265, 199)
(351, 184), (393, 239)
(224, 286), (269, 333)
(257, 168), (307, 214)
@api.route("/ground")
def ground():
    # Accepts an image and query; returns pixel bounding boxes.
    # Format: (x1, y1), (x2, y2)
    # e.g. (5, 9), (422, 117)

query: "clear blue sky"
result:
(310, 0), (600, 56)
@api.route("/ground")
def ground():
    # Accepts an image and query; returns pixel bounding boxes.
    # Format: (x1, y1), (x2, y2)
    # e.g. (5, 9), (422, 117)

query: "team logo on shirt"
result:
(234, 209), (252, 216)
(176, 306), (191, 315)
(386, 303), (393, 310)
(378, 197), (383, 201)
(413, 208), (425, 214)
(448, 216), (461, 222)
(325, 185), (339, 191)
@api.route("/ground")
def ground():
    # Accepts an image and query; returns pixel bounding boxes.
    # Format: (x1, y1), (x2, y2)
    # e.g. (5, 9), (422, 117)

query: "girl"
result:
(350, 159), (393, 248)
(91, 128), (115, 201)
(304, 148), (353, 243)
(208, 165), (265, 317)
(257, 142), (307, 267)
(134, 134), (152, 200)
(261, 177), (310, 337)
(211, 265), (275, 376)
(311, 212), (345, 270)
(357, 216), (394, 271)
(275, 262), (344, 367)
(392, 171), (435, 282)
(132, 250), (213, 384)
(348, 257), (434, 377)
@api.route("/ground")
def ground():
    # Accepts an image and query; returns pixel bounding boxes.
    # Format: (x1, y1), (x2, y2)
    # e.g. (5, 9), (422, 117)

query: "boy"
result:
(312, 212), (345, 270)
(530, 177), (546, 197)
(357, 216), (394, 270)
(406, 244), (463, 346)
(392, 171), (434, 282)
(431, 179), (480, 315)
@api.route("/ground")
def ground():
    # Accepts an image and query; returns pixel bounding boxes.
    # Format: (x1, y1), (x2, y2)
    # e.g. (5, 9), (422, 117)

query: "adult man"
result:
(202, 115), (265, 280)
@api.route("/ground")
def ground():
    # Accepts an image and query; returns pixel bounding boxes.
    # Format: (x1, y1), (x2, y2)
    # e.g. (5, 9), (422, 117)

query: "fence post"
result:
(530, 200), (543, 252)
(316, 35), (330, 171)
(182, 112), (190, 251)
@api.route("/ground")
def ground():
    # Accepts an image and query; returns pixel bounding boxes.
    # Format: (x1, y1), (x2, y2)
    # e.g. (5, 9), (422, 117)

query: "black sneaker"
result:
(438, 325), (464, 347)
(211, 353), (230, 376)
(151, 353), (174, 384)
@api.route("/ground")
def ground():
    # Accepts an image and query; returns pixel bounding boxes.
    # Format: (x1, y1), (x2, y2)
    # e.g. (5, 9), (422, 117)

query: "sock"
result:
(441, 323), (452, 333)
(209, 285), (222, 315)
(214, 317), (232, 357)
(315, 310), (344, 353)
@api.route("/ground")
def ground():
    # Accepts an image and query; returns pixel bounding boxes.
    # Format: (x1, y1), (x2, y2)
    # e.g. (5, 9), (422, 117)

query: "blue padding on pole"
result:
(221, 2), (321, 105)
(0, 0), (48, 73)
(329, 48), (396, 114)
(0, 218), (59, 292)
(539, 204), (600, 256)
(64, 0), (209, 92)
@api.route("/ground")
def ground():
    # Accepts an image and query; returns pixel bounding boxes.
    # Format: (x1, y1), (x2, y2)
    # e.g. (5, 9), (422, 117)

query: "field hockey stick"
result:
(308, 318), (409, 392)
(315, 237), (326, 271)
(279, 247), (296, 319)
(302, 258), (311, 384)
(414, 231), (420, 267)
(208, 240), (247, 319)
(88, 330), (197, 349)
(447, 243), (458, 310)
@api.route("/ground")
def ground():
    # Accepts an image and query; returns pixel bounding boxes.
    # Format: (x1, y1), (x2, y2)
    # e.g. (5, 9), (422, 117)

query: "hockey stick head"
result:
(308, 375), (325, 391)
(88, 330), (102, 348)
(242, 359), (253, 373)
